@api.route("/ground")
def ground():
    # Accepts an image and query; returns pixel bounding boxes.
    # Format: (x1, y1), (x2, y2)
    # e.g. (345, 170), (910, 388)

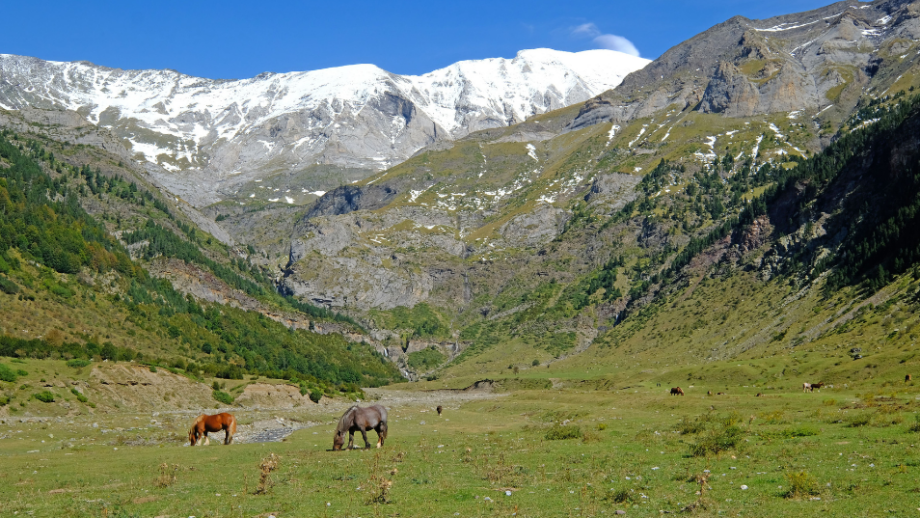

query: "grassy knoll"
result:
(3, 382), (920, 517)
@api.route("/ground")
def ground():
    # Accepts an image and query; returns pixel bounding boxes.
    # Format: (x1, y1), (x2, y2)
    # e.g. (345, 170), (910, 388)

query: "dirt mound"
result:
(235, 383), (317, 409)
(91, 364), (213, 411)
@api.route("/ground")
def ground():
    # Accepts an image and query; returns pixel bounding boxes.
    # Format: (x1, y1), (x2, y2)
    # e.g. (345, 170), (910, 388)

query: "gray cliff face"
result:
(305, 185), (400, 219)
(571, 0), (920, 129)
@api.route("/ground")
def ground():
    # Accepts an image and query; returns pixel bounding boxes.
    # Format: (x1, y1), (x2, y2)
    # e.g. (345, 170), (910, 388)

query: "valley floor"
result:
(2, 372), (920, 517)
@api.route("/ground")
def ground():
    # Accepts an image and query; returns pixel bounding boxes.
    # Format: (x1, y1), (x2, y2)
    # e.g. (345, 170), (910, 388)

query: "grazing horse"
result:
(670, 387), (684, 396)
(333, 404), (388, 450)
(436, 405), (443, 416)
(189, 413), (237, 446)
(803, 382), (824, 393)
(907, 374), (913, 382)
(707, 390), (713, 396)
(756, 393), (764, 397)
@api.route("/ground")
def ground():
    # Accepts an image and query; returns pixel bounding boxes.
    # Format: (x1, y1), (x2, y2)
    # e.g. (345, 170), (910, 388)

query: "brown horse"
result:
(188, 413), (237, 446)
(436, 405), (443, 416)
(907, 374), (913, 382)
(670, 387), (684, 396)
(333, 405), (388, 450)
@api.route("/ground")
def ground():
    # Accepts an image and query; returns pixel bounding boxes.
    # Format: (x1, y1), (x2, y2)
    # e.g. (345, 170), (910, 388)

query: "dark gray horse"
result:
(333, 404), (388, 450)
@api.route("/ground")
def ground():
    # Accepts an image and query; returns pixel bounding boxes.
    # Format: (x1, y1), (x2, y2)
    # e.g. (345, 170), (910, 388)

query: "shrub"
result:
(309, 389), (323, 403)
(66, 359), (91, 368)
(532, 359), (540, 366)
(908, 414), (920, 433)
(609, 488), (633, 504)
(677, 415), (709, 435)
(0, 395), (9, 406)
(846, 412), (872, 427)
(546, 425), (582, 440)
(70, 388), (88, 403)
(149, 365), (158, 373)
(33, 391), (55, 403)
(16, 369), (27, 377)
(690, 425), (745, 457)
(212, 390), (234, 405)
(0, 276), (19, 295)
(0, 364), (17, 383)
(784, 471), (820, 498)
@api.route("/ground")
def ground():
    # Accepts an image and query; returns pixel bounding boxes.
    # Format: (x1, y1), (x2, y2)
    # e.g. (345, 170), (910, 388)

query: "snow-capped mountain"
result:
(0, 49), (648, 204)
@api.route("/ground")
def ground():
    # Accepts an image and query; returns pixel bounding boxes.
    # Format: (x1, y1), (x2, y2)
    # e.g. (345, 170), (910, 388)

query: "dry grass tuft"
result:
(255, 453), (280, 494)
(155, 463), (177, 488)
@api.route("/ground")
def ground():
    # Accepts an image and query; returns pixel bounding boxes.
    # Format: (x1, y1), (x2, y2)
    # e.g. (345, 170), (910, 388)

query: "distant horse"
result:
(189, 413), (237, 446)
(436, 405), (443, 416)
(333, 405), (388, 450)
(756, 393), (764, 397)
(907, 374), (913, 382)
(670, 387), (684, 396)
(707, 390), (713, 396)
(803, 382), (824, 393)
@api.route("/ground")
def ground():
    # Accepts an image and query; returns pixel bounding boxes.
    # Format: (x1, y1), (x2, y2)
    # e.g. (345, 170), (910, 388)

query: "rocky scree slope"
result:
(571, 0), (920, 130)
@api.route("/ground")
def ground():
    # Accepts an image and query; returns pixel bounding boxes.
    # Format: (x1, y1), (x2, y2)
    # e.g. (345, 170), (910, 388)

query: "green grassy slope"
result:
(0, 130), (400, 392)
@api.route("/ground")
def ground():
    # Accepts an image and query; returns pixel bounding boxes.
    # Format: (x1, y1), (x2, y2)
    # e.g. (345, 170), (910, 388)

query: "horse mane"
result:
(336, 406), (359, 433)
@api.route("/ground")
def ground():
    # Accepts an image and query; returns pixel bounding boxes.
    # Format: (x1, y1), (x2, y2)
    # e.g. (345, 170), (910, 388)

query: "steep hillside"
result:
(432, 81), (920, 382)
(0, 129), (400, 394)
(279, 0), (920, 343)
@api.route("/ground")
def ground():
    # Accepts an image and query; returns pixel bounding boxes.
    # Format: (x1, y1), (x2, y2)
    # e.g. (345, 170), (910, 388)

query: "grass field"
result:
(3, 380), (920, 517)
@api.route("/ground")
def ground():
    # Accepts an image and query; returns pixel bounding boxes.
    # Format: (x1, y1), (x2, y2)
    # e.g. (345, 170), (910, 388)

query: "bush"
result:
(784, 471), (820, 498)
(149, 365), (158, 373)
(532, 359), (540, 366)
(908, 414), (920, 433)
(309, 388), (323, 403)
(66, 359), (91, 368)
(70, 387), (88, 403)
(212, 390), (234, 405)
(546, 425), (582, 440)
(33, 391), (55, 403)
(846, 412), (872, 427)
(0, 364), (17, 383)
(690, 425), (745, 457)
(0, 395), (9, 406)
(0, 276), (19, 295)
(16, 369), (27, 376)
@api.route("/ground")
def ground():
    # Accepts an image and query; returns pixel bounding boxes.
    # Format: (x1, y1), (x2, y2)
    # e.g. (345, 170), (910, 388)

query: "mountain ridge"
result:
(0, 48), (649, 206)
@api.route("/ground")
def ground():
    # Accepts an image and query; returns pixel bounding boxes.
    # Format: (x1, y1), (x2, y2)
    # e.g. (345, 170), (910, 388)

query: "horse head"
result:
(332, 430), (346, 450)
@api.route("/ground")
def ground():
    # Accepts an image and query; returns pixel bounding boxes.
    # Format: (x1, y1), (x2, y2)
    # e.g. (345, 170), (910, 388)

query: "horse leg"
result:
(361, 429), (371, 449)
(224, 427), (231, 445)
(347, 431), (355, 450)
(377, 422), (387, 448)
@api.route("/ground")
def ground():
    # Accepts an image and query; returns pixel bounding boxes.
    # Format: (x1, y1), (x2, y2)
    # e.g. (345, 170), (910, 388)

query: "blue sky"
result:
(2, 0), (842, 78)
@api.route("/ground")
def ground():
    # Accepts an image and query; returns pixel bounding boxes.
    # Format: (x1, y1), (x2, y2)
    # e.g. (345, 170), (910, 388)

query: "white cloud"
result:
(592, 34), (641, 57)
(571, 23), (600, 37)
(569, 22), (641, 57)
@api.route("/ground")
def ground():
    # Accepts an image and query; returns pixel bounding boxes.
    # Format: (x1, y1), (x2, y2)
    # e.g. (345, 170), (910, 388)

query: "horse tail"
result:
(229, 415), (237, 436)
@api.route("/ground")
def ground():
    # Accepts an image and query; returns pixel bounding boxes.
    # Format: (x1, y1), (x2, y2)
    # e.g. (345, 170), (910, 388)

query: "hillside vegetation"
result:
(0, 130), (400, 393)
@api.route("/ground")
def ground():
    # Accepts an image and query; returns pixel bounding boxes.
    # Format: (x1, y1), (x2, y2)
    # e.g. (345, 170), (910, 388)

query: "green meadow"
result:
(3, 380), (920, 517)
